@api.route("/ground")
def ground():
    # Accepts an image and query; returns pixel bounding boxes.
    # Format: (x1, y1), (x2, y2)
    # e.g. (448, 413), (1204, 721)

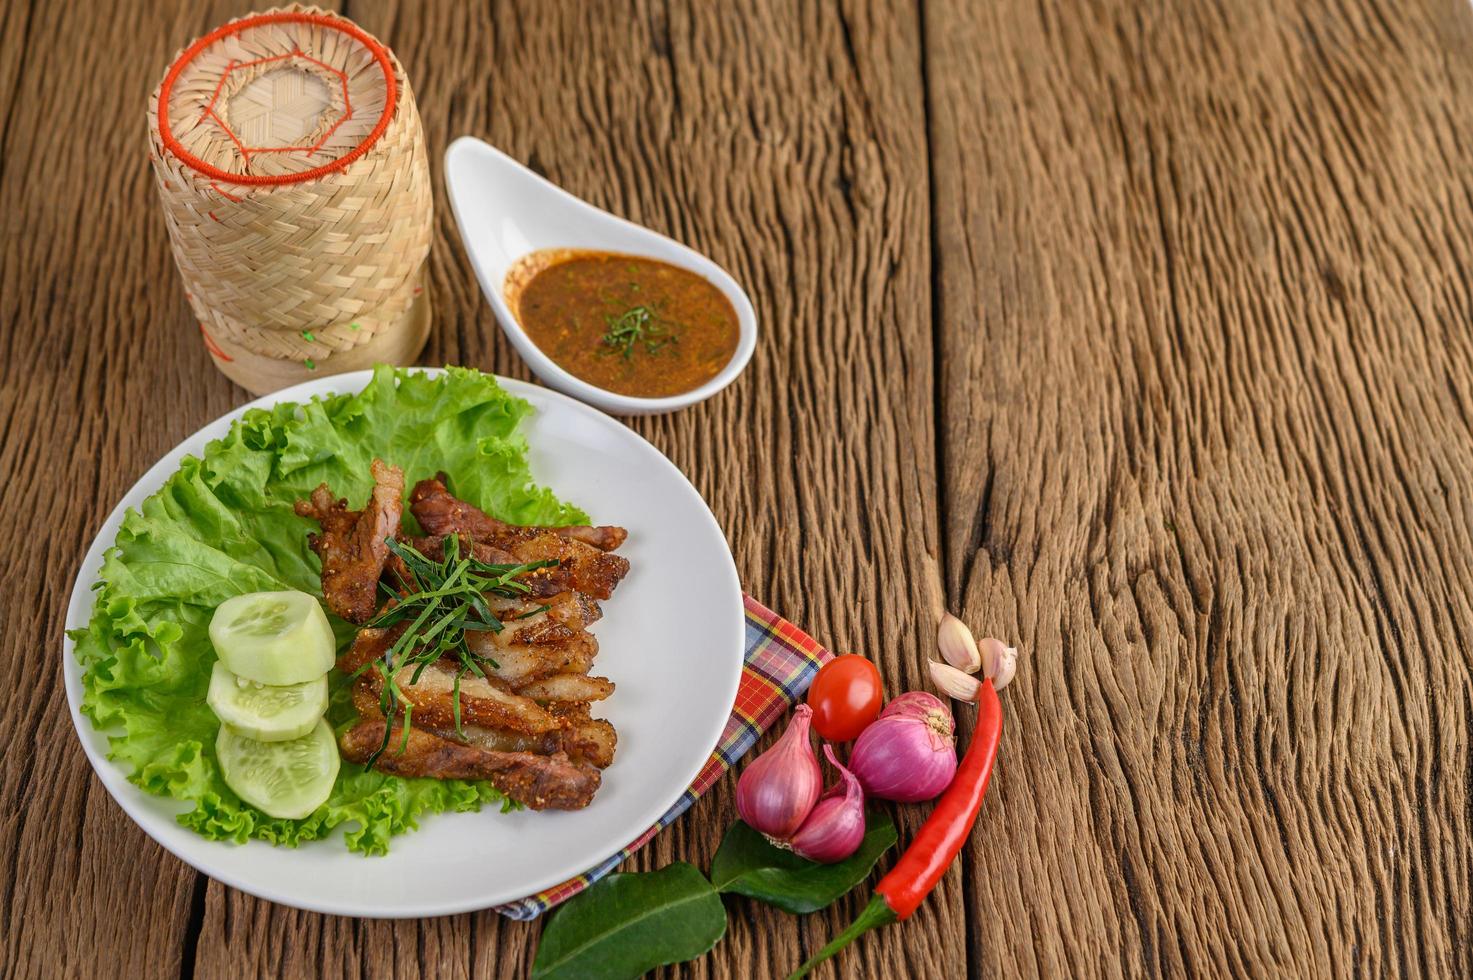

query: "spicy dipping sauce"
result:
(506, 250), (741, 398)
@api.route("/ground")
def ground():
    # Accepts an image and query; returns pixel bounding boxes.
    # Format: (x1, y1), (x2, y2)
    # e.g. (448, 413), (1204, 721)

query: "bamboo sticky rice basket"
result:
(147, 5), (432, 394)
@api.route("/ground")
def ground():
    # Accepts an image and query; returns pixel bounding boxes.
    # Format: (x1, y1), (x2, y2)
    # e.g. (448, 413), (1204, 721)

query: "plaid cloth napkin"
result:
(494, 594), (832, 920)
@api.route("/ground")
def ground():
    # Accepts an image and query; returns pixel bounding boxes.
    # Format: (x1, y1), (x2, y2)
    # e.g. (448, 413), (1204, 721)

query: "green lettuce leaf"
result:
(69, 365), (589, 854)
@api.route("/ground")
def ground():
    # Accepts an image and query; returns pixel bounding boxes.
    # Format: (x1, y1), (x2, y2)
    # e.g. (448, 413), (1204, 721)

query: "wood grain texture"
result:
(926, 0), (1473, 975)
(3, 0), (1470, 977)
(0, 1), (263, 977)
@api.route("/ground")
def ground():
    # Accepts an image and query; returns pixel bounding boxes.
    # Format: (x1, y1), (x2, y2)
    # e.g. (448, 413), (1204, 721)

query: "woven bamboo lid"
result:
(148, 5), (432, 394)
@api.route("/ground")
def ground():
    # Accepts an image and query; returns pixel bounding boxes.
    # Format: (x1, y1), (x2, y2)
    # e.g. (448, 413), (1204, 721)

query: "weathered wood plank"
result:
(0, 0), (292, 976)
(925, 0), (1473, 975)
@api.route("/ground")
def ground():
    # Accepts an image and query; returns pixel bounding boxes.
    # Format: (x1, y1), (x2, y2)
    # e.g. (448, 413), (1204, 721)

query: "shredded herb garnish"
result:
(601, 305), (680, 359)
(360, 535), (557, 770)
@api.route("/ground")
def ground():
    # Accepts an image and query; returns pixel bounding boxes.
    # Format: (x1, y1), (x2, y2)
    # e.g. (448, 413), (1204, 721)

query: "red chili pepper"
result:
(787, 679), (1003, 978)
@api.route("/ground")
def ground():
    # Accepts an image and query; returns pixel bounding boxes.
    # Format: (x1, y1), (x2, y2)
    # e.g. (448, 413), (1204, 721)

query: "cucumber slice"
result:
(209, 590), (335, 685)
(216, 718), (340, 820)
(206, 662), (328, 742)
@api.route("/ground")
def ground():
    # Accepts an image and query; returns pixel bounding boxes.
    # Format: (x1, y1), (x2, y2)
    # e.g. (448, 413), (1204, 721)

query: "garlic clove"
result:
(936, 613), (981, 673)
(979, 638), (1018, 692)
(929, 659), (982, 702)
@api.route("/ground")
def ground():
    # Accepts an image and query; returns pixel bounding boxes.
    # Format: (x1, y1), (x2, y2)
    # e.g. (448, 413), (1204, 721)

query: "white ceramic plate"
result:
(62, 368), (744, 918)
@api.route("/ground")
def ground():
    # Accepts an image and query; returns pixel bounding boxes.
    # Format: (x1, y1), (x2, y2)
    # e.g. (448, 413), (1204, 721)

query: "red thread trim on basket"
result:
(157, 10), (397, 187)
(199, 324), (233, 361)
(199, 60), (236, 128)
(205, 106), (255, 164)
(213, 50), (354, 157)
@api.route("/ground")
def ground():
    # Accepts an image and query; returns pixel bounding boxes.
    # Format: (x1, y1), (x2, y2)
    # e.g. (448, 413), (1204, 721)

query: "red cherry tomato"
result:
(807, 655), (883, 742)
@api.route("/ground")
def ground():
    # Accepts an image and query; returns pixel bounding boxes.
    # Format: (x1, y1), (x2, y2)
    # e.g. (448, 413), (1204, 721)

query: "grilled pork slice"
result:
(465, 630), (598, 688)
(555, 524), (627, 552)
(339, 623), (392, 674)
(548, 703), (618, 769)
(340, 717), (601, 810)
(462, 593), (601, 686)
(294, 459), (404, 624)
(487, 591), (602, 631)
(411, 472), (628, 551)
(438, 710), (616, 769)
(349, 673), (618, 770)
(406, 535), (609, 600)
(516, 673), (615, 704)
(408, 476), (630, 599)
(345, 630), (565, 736)
(344, 613), (607, 716)
(344, 671), (613, 805)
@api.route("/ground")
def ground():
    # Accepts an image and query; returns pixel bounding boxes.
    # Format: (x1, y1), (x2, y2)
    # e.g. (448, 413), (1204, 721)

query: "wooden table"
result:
(4, 0), (1471, 976)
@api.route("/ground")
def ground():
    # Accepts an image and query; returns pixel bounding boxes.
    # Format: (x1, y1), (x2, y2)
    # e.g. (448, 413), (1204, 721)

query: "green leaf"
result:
(531, 863), (726, 980)
(709, 810), (898, 914)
